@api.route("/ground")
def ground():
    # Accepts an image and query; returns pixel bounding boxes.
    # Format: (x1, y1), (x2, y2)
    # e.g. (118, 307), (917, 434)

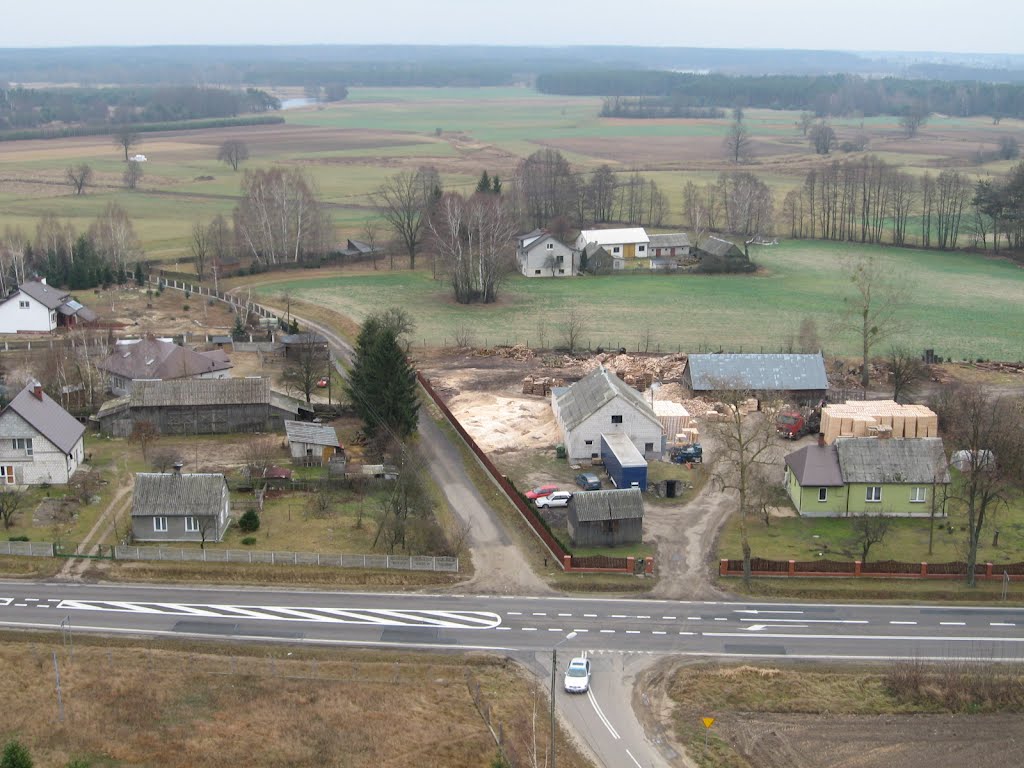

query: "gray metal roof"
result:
(647, 232), (691, 248)
(553, 366), (659, 431)
(270, 391), (310, 416)
(281, 332), (328, 346)
(784, 444), (844, 487)
(685, 353), (828, 392)
(836, 438), (950, 484)
(600, 433), (646, 467)
(697, 236), (742, 258)
(285, 420), (340, 447)
(131, 472), (227, 518)
(15, 280), (69, 309)
(3, 384), (85, 454)
(100, 338), (232, 381)
(569, 488), (644, 522)
(130, 377), (271, 408)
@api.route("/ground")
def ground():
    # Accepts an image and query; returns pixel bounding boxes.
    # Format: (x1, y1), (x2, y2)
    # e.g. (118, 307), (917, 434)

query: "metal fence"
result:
(113, 545), (458, 572)
(0, 541), (54, 557)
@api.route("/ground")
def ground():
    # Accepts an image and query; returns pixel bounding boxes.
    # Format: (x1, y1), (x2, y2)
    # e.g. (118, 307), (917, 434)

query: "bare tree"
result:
(114, 127), (140, 161)
(282, 341), (329, 403)
(931, 386), (1024, 587)
(887, 346), (927, 403)
(65, 163), (93, 195)
(899, 107), (929, 139)
(837, 255), (904, 390)
(129, 420), (159, 462)
(808, 122), (836, 155)
(374, 168), (438, 270)
(150, 448), (183, 473)
(796, 316), (821, 353)
(712, 386), (778, 582)
(244, 436), (280, 488)
(560, 305), (587, 355)
(234, 167), (332, 265)
(723, 119), (751, 164)
(190, 221), (209, 280)
(361, 219), (382, 271)
(0, 487), (26, 530)
(67, 328), (110, 411)
(217, 139), (250, 171)
(206, 214), (233, 290)
(123, 159), (143, 190)
(849, 516), (891, 562)
(796, 111), (815, 136)
(514, 148), (578, 228)
(89, 203), (142, 275)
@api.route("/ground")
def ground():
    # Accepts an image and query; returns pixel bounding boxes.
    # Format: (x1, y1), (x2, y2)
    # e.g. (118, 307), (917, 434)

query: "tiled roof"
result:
(554, 366), (659, 431)
(99, 338), (232, 380)
(569, 488), (644, 522)
(785, 444), (844, 487)
(836, 438), (950, 484)
(3, 383), (85, 454)
(686, 354), (828, 392)
(131, 472), (226, 517)
(14, 280), (69, 309)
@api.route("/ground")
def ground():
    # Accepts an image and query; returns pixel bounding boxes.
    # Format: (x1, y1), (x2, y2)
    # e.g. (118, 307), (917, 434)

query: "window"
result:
(866, 486), (882, 503)
(584, 439), (593, 445)
(153, 517), (168, 532)
(611, 415), (623, 424)
(558, 269), (565, 274)
(534, 269), (541, 275)
(12, 438), (32, 456)
(184, 517), (200, 533)
(612, 246), (621, 254)
(818, 487), (828, 502)
(546, 242), (554, 250)
(18, 300), (29, 309)
(910, 487), (927, 503)
(645, 442), (654, 452)
(638, 245), (646, 253)
(1, 466), (14, 484)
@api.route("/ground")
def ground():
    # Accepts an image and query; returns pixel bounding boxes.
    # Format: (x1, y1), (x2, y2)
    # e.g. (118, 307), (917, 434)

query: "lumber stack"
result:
(653, 400), (691, 437)
(820, 400), (938, 444)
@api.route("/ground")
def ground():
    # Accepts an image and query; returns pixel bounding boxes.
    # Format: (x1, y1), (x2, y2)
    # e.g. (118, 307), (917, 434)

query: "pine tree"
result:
(231, 312), (246, 340)
(476, 170), (491, 195)
(491, 174), (502, 195)
(0, 740), (33, 768)
(345, 315), (420, 441)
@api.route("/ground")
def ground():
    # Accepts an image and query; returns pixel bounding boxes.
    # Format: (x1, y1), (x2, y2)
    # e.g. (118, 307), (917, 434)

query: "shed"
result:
(130, 470), (230, 543)
(567, 488), (644, 547)
(683, 353), (828, 403)
(284, 420), (342, 466)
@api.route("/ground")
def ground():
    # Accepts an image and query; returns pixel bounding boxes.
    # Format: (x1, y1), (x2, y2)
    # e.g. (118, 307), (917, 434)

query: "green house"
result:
(784, 438), (949, 517)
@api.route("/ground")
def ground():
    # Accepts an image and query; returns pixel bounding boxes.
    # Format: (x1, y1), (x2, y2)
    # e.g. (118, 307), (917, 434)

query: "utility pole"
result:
(550, 631), (577, 768)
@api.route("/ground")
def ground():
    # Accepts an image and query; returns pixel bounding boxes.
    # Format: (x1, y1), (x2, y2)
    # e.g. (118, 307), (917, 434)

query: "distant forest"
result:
(538, 71), (1024, 120)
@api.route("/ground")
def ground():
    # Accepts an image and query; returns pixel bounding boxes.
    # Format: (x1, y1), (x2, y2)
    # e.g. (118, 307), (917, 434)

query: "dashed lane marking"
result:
(522, 627), (538, 632)
(941, 622), (966, 626)
(687, 616), (701, 620)
(558, 613), (573, 617)
(626, 630), (640, 634)
(583, 613), (598, 618)
(890, 621), (917, 625)
(662, 616), (677, 620)
(652, 631), (667, 635)
(991, 622), (1016, 627)
(600, 629), (615, 634)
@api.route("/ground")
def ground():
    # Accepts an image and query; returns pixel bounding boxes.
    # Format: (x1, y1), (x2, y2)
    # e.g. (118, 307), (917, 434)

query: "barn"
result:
(682, 353), (828, 404)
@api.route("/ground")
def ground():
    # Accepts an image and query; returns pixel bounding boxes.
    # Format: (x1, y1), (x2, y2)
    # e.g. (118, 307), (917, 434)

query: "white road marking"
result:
(746, 623), (808, 631)
(611, 614), (628, 618)
(637, 615), (651, 619)
(548, 628), (563, 632)
(991, 622), (1016, 627)
(522, 627), (538, 632)
(584, 613), (598, 618)
(714, 617), (728, 621)
(532, 612), (547, 616)
(496, 627), (511, 631)
(734, 609), (804, 615)
(940, 622), (966, 626)
(626, 630), (640, 634)
(662, 616), (677, 620)
(890, 621), (917, 625)
(508, 611), (522, 616)
(558, 613), (573, 617)
(587, 689), (621, 740)
(625, 748), (643, 767)
(687, 616), (701, 620)
(679, 631), (696, 636)
(573, 629), (589, 633)
(600, 629), (615, 634)
(0, 599), (13, 607)
(652, 631), (667, 635)
(705, 631), (1024, 643)
(740, 618), (868, 625)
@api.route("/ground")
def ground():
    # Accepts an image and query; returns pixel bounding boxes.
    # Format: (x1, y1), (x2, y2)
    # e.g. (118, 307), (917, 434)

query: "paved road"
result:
(3, 582), (1024, 767)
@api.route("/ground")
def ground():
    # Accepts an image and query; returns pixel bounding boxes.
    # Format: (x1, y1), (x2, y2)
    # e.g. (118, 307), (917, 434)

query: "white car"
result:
(564, 657), (591, 693)
(535, 490), (573, 509)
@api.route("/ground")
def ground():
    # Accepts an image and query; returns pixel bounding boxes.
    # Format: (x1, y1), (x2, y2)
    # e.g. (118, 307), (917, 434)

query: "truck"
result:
(775, 404), (822, 440)
(670, 443), (703, 464)
(599, 433), (648, 490)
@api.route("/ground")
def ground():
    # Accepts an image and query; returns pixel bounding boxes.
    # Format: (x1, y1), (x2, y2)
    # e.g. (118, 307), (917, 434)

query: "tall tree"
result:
(899, 106), (929, 138)
(723, 119), (751, 164)
(190, 221), (209, 280)
(374, 167), (439, 270)
(345, 311), (420, 443)
(515, 148), (577, 228)
(887, 346), (927, 403)
(838, 255), (904, 389)
(808, 122), (836, 155)
(0, 487), (26, 530)
(89, 203), (141, 275)
(122, 159), (143, 190)
(65, 163), (93, 195)
(234, 167), (331, 265)
(217, 139), (250, 171)
(113, 127), (140, 161)
(282, 339), (329, 404)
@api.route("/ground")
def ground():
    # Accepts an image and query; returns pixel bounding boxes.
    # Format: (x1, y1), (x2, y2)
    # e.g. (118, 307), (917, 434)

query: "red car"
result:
(316, 377), (329, 388)
(525, 484), (559, 500)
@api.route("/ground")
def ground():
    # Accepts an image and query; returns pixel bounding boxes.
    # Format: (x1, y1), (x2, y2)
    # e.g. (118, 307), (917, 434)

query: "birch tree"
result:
(374, 167), (440, 270)
(234, 168), (331, 266)
(837, 254), (904, 389)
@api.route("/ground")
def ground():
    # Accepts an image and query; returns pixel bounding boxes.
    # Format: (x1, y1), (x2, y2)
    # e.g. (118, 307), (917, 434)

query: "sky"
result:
(2, 0), (1021, 55)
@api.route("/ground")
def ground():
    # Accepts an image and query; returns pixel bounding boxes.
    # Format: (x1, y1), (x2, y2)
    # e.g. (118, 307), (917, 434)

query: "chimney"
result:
(172, 462), (183, 475)
(30, 380), (44, 401)
(817, 432), (826, 448)
(40, 277), (46, 285)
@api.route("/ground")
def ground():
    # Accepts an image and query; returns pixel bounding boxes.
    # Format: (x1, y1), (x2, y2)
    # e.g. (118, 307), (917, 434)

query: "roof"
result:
(578, 228), (650, 246)
(647, 233), (691, 248)
(14, 280), (69, 310)
(131, 472), (227, 518)
(281, 332), (328, 346)
(785, 444), (844, 487)
(570, 488), (644, 522)
(553, 366), (660, 431)
(285, 420), (340, 447)
(685, 353), (828, 392)
(2, 383), (85, 454)
(697, 236), (742, 258)
(522, 233), (571, 254)
(270, 391), (311, 415)
(99, 338), (233, 381)
(836, 438), (950, 484)
(95, 396), (130, 419)
(600, 433), (646, 467)
(129, 377), (271, 408)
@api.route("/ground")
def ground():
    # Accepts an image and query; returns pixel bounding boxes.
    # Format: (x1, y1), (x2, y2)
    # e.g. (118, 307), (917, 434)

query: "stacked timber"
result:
(820, 400), (938, 444)
(521, 376), (566, 397)
(653, 400), (691, 437)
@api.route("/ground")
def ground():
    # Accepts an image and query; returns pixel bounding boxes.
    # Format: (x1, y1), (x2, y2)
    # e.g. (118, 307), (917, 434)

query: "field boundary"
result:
(720, 557), (1024, 580)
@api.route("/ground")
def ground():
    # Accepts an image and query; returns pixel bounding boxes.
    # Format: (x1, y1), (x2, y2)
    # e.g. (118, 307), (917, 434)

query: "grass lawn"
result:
(254, 238), (1024, 360)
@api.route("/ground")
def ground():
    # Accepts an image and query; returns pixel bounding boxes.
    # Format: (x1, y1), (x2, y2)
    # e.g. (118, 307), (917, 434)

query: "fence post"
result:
(626, 557), (635, 573)
(920, 562), (927, 577)
(788, 559), (796, 576)
(563, 555), (572, 571)
(986, 562), (994, 579)
(854, 560), (862, 577)
(720, 558), (728, 576)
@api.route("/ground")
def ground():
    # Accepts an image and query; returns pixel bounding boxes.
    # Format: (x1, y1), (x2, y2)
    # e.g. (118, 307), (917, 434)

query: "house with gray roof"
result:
(567, 487), (644, 547)
(784, 437), (949, 517)
(99, 336), (233, 396)
(0, 381), (85, 486)
(131, 469), (230, 543)
(647, 232), (692, 270)
(0, 279), (96, 333)
(516, 230), (578, 277)
(683, 353), (828, 404)
(285, 420), (342, 466)
(551, 366), (663, 462)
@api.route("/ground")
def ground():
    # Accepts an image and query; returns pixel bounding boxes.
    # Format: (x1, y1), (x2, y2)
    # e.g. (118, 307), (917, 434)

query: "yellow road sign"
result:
(701, 717), (715, 729)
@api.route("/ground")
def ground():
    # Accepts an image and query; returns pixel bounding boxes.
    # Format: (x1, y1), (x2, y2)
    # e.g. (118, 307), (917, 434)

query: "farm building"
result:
(94, 377), (311, 437)
(820, 400), (938, 444)
(683, 353), (828, 403)
(516, 229), (578, 277)
(567, 487), (644, 547)
(280, 332), (329, 358)
(575, 228), (650, 263)
(0, 381), (85, 486)
(99, 336), (233, 396)
(551, 366), (663, 462)
(0, 279), (96, 334)
(784, 437), (949, 517)
(130, 469), (230, 543)
(646, 233), (691, 270)
(285, 420), (343, 466)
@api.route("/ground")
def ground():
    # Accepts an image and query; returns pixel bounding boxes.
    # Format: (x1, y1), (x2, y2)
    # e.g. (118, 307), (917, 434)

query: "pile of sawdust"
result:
(446, 392), (559, 453)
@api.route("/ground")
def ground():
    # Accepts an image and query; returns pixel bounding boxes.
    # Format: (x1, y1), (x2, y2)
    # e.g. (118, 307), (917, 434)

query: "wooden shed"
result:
(566, 488), (644, 547)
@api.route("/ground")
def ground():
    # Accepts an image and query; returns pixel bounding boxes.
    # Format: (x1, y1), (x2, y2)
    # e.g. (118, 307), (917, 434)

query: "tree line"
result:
(537, 70), (1024, 120)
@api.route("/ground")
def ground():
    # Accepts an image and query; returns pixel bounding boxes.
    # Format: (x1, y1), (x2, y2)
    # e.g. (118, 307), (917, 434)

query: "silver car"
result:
(563, 657), (591, 693)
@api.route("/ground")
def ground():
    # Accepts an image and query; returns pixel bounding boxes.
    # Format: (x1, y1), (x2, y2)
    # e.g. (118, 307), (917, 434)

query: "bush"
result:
(7, 535), (29, 542)
(0, 740), (33, 768)
(238, 508), (260, 533)
(182, 304), (190, 311)
(241, 536), (257, 546)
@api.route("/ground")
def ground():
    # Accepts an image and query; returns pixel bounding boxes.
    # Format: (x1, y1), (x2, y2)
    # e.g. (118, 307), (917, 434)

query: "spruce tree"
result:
(476, 170), (491, 195)
(491, 174), (502, 195)
(0, 740), (33, 768)
(345, 315), (419, 441)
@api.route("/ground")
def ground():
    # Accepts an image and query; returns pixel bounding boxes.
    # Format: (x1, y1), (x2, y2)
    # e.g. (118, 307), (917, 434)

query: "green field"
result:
(256, 239), (1024, 360)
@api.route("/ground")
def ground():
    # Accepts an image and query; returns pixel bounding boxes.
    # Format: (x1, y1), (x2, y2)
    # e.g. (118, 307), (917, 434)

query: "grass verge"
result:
(720, 574), (1024, 604)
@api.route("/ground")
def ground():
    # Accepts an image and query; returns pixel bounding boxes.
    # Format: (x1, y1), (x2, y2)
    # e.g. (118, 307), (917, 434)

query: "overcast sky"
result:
(2, 0), (1020, 55)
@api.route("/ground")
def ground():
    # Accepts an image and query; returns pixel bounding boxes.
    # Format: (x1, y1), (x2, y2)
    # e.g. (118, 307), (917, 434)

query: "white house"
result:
(516, 230), (578, 277)
(0, 279), (97, 334)
(575, 228), (650, 264)
(551, 366), (664, 462)
(0, 381), (85, 486)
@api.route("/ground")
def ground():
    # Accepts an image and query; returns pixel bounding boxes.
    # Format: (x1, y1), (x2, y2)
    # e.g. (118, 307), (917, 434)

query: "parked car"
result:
(525, 484), (559, 500)
(574, 472), (602, 491)
(563, 657), (591, 693)
(536, 490), (573, 509)
(316, 377), (329, 388)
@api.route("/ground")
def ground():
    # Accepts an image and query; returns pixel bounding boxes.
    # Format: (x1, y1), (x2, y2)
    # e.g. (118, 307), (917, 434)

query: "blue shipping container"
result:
(600, 433), (648, 490)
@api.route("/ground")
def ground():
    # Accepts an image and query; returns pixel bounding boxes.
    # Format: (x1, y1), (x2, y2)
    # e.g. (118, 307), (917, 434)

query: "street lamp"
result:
(550, 631), (578, 768)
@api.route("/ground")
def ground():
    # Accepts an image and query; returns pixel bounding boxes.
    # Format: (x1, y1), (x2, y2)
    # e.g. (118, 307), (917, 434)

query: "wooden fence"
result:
(721, 557), (1024, 580)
